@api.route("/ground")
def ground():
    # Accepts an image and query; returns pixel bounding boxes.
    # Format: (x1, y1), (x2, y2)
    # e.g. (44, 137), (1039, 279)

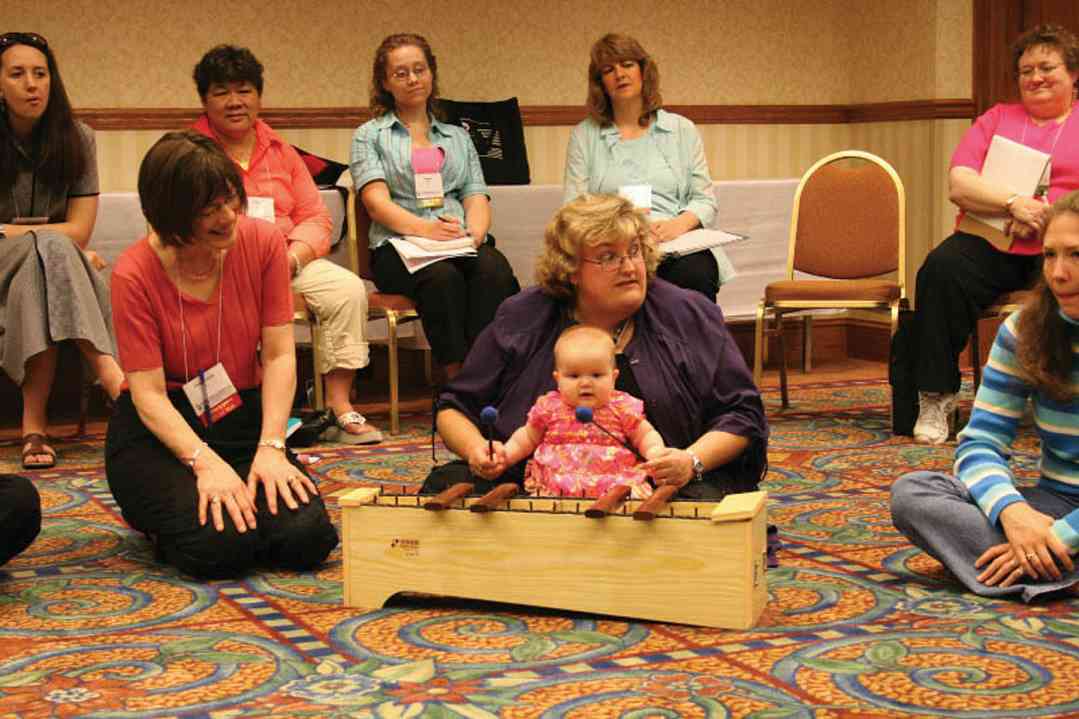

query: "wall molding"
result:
(76, 99), (976, 131)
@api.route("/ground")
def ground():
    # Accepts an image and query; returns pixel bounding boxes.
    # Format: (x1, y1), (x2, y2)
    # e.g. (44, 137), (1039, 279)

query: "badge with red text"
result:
(182, 362), (242, 427)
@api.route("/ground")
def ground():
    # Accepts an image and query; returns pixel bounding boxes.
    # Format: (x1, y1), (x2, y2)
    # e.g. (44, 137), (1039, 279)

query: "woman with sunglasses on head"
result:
(105, 132), (338, 579)
(562, 33), (735, 302)
(350, 33), (519, 380)
(0, 32), (124, 469)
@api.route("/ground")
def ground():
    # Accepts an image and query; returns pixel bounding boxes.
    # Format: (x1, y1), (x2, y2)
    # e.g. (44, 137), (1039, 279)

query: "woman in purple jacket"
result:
(434, 193), (767, 498)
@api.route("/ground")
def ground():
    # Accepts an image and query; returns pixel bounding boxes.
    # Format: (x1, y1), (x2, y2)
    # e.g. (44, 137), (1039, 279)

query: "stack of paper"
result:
(388, 236), (477, 273)
(957, 134), (1051, 252)
(659, 228), (749, 257)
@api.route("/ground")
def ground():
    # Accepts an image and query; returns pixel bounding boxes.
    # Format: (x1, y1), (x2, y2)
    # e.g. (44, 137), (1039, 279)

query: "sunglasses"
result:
(0, 32), (49, 53)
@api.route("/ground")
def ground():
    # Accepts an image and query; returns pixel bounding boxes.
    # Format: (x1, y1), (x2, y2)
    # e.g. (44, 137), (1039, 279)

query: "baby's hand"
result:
(468, 440), (507, 480)
(644, 445), (666, 461)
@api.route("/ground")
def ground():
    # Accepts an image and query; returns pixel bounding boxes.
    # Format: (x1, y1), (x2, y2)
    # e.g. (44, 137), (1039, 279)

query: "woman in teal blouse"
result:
(563, 33), (735, 301)
(350, 33), (519, 378)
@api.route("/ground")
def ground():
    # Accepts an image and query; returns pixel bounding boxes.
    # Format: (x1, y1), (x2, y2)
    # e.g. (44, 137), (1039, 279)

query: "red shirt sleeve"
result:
(111, 241), (166, 374)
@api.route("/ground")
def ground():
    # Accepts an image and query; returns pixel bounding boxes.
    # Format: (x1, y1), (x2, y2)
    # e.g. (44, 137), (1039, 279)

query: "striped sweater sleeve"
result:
(954, 313), (1030, 526)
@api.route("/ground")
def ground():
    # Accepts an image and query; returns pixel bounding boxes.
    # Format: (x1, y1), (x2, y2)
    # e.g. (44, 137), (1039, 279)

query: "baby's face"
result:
(554, 344), (617, 409)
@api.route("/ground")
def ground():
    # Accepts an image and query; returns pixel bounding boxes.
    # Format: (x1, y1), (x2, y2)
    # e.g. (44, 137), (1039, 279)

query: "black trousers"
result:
(105, 390), (338, 579)
(372, 239), (520, 366)
(657, 250), (720, 301)
(912, 232), (1039, 394)
(0, 474), (41, 567)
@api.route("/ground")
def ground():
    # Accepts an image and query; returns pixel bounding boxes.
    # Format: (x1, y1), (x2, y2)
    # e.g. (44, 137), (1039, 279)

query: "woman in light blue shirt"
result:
(350, 33), (518, 377)
(563, 33), (735, 301)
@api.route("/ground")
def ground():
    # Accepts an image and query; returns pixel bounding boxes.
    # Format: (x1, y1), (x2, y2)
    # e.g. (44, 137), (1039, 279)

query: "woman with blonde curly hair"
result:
(432, 193), (767, 499)
(892, 190), (1079, 600)
(563, 33), (735, 301)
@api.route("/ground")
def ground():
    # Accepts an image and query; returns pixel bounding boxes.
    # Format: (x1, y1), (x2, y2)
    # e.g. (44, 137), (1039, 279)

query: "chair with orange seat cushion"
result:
(753, 150), (907, 409)
(346, 187), (428, 435)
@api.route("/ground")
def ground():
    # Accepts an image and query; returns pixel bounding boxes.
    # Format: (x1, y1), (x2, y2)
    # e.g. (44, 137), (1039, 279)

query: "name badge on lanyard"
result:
(618, 184), (653, 213)
(182, 362), (243, 427)
(246, 196), (276, 223)
(413, 146), (445, 209)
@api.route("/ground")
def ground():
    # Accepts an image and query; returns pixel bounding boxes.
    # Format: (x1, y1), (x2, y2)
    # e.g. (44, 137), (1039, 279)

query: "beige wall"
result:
(25, 0), (974, 299)
(24, 0), (969, 108)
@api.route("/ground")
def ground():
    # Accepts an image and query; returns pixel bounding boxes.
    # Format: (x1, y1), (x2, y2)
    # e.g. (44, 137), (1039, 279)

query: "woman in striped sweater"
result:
(891, 191), (1079, 600)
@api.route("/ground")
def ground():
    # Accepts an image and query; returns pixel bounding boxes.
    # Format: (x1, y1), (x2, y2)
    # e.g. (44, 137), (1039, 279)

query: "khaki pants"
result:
(292, 258), (369, 375)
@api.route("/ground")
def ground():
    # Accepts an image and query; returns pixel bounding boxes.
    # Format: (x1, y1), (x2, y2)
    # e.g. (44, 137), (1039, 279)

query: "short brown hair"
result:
(585, 33), (662, 127)
(1011, 23), (1079, 76)
(138, 131), (247, 247)
(535, 193), (658, 301)
(369, 33), (442, 119)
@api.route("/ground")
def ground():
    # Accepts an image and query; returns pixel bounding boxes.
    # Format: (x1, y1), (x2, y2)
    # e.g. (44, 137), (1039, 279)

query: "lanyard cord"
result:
(178, 250), (225, 383)
(1021, 107), (1072, 162)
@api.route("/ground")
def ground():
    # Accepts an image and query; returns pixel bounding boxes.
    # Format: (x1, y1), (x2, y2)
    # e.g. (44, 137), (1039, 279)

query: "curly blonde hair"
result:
(585, 33), (662, 127)
(535, 194), (659, 301)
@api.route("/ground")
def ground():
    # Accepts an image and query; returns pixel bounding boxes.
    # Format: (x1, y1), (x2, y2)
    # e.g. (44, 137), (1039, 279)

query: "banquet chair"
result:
(753, 150), (907, 408)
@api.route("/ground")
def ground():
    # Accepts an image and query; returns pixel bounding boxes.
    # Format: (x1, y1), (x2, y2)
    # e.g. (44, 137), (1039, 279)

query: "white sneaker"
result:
(913, 392), (957, 445)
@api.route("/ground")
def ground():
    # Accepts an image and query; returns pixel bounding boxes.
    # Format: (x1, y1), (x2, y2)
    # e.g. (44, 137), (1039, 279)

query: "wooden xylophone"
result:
(339, 483), (769, 629)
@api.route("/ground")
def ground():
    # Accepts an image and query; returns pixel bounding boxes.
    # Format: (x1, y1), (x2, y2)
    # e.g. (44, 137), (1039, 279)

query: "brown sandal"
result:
(22, 433), (57, 469)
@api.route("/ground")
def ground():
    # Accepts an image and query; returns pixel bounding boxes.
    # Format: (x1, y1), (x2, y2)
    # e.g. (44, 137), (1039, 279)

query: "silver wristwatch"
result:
(686, 450), (705, 482)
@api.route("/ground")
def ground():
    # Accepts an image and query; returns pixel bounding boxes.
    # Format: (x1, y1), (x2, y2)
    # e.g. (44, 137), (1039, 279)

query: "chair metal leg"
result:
(386, 311), (401, 435)
(78, 361), (90, 437)
(776, 312), (789, 409)
(971, 319), (983, 392)
(311, 318), (325, 411)
(753, 302), (766, 386)
(802, 315), (813, 373)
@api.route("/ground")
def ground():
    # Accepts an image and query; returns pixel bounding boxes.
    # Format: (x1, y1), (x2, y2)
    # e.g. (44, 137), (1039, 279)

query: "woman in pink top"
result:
(192, 45), (380, 444)
(908, 24), (1079, 445)
(106, 132), (337, 579)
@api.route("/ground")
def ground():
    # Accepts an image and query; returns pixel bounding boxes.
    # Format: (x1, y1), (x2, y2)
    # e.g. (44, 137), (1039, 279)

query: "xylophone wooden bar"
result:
(632, 484), (680, 521)
(584, 485), (632, 518)
(469, 483), (519, 512)
(339, 487), (769, 629)
(424, 482), (474, 511)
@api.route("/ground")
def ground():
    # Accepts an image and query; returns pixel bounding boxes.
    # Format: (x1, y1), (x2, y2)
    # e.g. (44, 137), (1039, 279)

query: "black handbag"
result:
(439, 97), (530, 185)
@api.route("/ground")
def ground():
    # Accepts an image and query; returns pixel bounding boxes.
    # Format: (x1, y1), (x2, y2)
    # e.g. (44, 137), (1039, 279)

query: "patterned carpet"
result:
(2, 377), (1079, 718)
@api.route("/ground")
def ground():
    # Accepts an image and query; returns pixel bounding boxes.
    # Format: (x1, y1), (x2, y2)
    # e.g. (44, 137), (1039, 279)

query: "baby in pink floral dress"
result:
(497, 325), (664, 498)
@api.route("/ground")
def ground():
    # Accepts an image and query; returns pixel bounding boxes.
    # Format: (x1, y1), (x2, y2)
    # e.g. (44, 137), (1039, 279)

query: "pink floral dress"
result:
(523, 390), (653, 498)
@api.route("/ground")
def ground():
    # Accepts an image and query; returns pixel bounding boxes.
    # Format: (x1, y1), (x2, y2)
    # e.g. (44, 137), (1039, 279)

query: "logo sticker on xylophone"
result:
(389, 538), (420, 557)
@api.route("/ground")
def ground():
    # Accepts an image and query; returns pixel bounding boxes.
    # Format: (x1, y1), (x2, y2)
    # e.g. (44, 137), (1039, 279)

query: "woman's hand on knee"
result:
(196, 457), (258, 533)
(1000, 502), (1074, 581)
(247, 447), (316, 516)
(975, 543), (1028, 587)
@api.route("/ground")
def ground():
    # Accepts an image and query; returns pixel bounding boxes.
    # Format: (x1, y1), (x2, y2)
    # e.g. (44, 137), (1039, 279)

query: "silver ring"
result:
(1027, 552), (1037, 561)
(211, 496), (221, 504)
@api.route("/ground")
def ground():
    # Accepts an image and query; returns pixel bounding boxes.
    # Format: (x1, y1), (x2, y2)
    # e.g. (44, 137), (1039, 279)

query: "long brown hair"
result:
(0, 34), (87, 197)
(1014, 191), (1079, 401)
(369, 33), (442, 120)
(585, 33), (662, 127)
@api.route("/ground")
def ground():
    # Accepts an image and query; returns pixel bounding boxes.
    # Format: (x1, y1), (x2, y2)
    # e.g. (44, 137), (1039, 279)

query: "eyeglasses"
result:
(580, 240), (643, 272)
(0, 32), (49, 53)
(390, 64), (429, 82)
(1019, 63), (1063, 78)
